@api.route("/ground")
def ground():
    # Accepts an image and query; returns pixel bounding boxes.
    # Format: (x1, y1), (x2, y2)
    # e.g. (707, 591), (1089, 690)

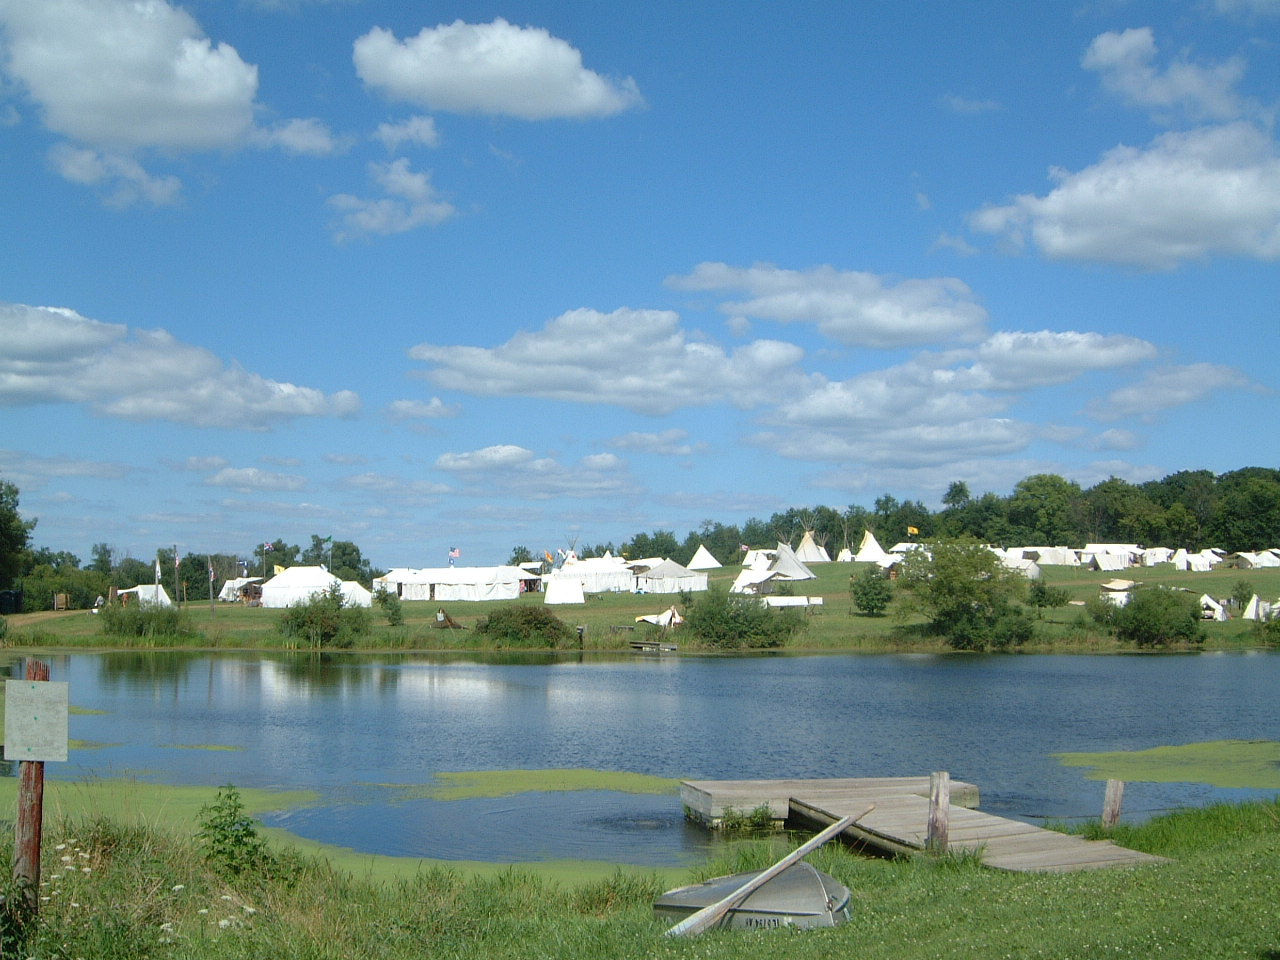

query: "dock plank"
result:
(683, 777), (1168, 874)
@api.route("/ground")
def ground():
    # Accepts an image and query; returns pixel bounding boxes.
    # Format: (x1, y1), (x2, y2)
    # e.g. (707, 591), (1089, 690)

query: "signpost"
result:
(5, 660), (69, 916)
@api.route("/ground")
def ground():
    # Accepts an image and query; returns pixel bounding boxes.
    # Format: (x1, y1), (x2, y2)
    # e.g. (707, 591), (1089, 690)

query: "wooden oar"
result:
(664, 804), (874, 938)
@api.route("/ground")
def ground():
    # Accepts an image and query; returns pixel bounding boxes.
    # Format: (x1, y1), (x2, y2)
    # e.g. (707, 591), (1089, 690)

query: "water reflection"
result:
(46, 651), (1280, 865)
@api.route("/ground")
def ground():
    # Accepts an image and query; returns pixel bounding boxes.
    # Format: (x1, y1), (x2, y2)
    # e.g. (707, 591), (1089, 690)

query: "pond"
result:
(26, 650), (1280, 867)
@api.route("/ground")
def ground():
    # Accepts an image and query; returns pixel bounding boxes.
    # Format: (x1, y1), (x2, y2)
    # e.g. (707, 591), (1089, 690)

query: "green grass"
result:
(4, 796), (1278, 959)
(5, 562), (1279, 653)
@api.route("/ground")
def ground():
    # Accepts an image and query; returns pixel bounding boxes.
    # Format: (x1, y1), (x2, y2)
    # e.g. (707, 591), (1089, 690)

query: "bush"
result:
(850, 566), (893, 616)
(375, 587), (404, 626)
(1230, 579), (1255, 611)
(1255, 617), (1280, 646)
(197, 785), (275, 880)
(683, 585), (805, 649)
(475, 605), (576, 648)
(1027, 578), (1070, 610)
(278, 584), (371, 649)
(1113, 588), (1203, 647)
(97, 602), (195, 640)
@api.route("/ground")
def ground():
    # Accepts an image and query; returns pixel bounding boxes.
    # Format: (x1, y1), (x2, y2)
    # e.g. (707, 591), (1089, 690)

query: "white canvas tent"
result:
(118, 584), (173, 607)
(1199, 594), (1227, 621)
(635, 559), (708, 594)
(1242, 595), (1273, 621)
(1099, 579), (1136, 607)
(551, 556), (635, 593)
(1021, 546), (1079, 566)
(853, 531), (890, 563)
(217, 576), (262, 602)
(374, 566), (538, 602)
(260, 566), (372, 608)
(636, 606), (683, 627)
(686, 544), (721, 570)
(730, 567), (780, 595)
(768, 542), (816, 581)
(543, 577), (585, 605)
(742, 549), (776, 570)
(835, 547), (853, 562)
(793, 531), (831, 563)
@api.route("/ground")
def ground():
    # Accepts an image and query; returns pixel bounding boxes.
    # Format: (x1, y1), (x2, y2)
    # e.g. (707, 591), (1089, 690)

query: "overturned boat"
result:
(654, 861), (852, 931)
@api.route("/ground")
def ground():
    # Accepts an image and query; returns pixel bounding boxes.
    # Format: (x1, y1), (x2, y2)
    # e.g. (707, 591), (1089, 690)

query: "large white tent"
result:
(635, 559), (708, 594)
(549, 555), (635, 593)
(543, 577), (585, 605)
(686, 544), (721, 570)
(118, 584), (173, 607)
(260, 566), (372, 608)
(768, 542), (816, 581)
(853, 531), (890, 564)
(373, 566), (538, 602)
(793, 531), (831, 564)
(217, 576), (262, 602)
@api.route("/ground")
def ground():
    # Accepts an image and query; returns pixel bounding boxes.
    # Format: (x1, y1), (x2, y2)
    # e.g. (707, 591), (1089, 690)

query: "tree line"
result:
(514, 467), (1280, 567)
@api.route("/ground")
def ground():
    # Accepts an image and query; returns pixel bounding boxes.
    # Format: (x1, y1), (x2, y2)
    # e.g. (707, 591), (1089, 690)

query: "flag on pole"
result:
(208, 560), (215, 583)
(448, 547), (460, 565)
(154, 559), (162, 584)
(263, 541), (274, 551)
(906, 526), (919, 536)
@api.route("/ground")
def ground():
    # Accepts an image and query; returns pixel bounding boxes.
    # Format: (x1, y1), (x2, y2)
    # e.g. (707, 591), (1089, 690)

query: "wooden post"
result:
(926, 770), (950, 854)
(13, 659), (49, 915)
(1102, 779), (1125, 829)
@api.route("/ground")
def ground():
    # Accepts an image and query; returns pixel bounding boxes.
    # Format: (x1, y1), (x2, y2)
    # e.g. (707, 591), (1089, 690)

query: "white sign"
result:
(4, 680), (69, 762)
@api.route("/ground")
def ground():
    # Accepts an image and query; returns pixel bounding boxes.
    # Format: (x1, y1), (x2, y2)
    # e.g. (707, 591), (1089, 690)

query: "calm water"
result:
(26, 650), (1280, 866)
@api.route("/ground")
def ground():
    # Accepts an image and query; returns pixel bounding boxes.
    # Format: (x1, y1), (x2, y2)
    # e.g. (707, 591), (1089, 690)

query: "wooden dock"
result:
(682, 777), (1168, 874)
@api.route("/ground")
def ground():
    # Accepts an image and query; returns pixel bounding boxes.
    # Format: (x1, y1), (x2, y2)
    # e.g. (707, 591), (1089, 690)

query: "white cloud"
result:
(171, 456), (230, 472)
(930, 330), (1158, 390)
(971, 123), (1280, 268)
(941, 93), (1001, 114)
(354, 19), (642, 120)
(49, 143), (181, 206)
(608, 429), (700, 456)
(1082, 27), (1251, 123)
(434, 444), (631, 500)
(1089, 363), (1256, 419)
(0, 0), (257, 150)
(0, 302), (361, 428)
(205, 467), (306, 492)
(386, 397), (459, 420)
(1091, 428), (1141, 451)
(0, 449), (133, 488)
(252, 117), (346, 156)
(328, 158), (455, 239)
(667, 262), (988, 348)
(339, 472), (450, 500)
(374, 115), (440, 151)
(410, 307), (811, 415)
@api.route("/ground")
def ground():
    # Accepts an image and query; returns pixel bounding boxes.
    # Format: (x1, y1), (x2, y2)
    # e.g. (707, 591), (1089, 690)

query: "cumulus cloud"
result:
(252, 117), (346, 156)
(386, 397), (459, 420)
(971, 123), (1280, 268)
(1083, 27), (1252, 123)
(205, 467), (306, 492)
(667, 262), (988, 348)
(328, 158), (455, 239)
(434, 444), (630, 500)
(750, 327), (1159, 470)
(0, 449), (133, 488)
(49, 143), (181, 206)
(374, 115), (440, 151)
(339, 472), (450, 500)
(0, 302), (361, 428)
(353, 18), (642, 120)
(410, 307), (811, 415)
(1089, 363), (1257, 419)
(608, 429), (701, 456)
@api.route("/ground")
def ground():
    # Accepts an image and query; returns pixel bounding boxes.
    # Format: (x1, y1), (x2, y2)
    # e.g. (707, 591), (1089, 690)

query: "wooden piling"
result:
(12, 659), (49, 915)
(1102, 779), (1125, 829)
(926, 771), (950, 853)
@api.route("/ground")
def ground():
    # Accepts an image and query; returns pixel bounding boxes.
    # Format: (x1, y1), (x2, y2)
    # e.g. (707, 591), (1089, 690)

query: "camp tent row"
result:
(257, 566), (373, 608)
(542, 554), (708, 603)
(373, 566), (539, 603)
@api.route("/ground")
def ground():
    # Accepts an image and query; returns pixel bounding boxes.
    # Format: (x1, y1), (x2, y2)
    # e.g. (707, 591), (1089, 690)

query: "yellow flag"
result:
(274, 564), (286, 575)
(906, 526), (919, 535)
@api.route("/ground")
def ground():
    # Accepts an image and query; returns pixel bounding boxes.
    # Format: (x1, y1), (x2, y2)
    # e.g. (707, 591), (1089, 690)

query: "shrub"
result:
(1113, 588), (1203, 647)
(896, 539), (1030, 651)
(1027, 578), (1070, 610)
(97, 602), (195, 640)
(375, 587), (404, 626)
(850, 566), (893, 616)
(197, 785), (274, 880)
(683, 585), (805, 649)
(278, 583), (371, 649)
(1255, 617), (1280, 646)
(475, 605), (575, 648)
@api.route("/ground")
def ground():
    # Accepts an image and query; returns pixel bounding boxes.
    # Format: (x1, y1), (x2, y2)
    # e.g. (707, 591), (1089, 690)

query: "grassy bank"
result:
(3, 795), (1277, 959)
(4, 562), (1278, 653)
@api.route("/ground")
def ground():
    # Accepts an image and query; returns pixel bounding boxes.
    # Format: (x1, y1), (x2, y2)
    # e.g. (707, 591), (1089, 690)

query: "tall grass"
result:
(2, 797), (1278, 959)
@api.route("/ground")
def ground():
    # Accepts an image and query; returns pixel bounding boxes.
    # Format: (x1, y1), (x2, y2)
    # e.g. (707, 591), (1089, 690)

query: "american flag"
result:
(448, 547), (460, 559)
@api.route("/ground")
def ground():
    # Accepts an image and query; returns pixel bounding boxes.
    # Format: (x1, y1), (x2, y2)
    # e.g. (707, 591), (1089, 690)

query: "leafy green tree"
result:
(684, 585), (805, 649)
(850, 566), (893, 616)
(25, 547), (80, 571)
(1113, 589), (1203, 647)
(1027, 578), (1070, 613)
(942, 481), (971, 508)
(1230, 579), (1256, 611)
(897, 539), (1032, 650)
(1006, 474), (1084, 545)
(89, 542), (114, 575)
(1208, 476), (1280, 552)
(621, 529), (679, 560)
(0, 480), (35, 588)
(20, 564), (111, 611)
(507, 545), (534, 566)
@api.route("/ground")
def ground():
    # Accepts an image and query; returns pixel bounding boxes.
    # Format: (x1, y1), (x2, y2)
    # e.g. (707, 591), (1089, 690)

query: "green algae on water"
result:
(378, 768), (679, 802)
(1054, 739), (1280, 789)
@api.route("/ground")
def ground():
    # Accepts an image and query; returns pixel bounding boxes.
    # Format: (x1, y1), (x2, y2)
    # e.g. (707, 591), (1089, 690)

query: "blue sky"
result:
(1, 0), (1277, 568)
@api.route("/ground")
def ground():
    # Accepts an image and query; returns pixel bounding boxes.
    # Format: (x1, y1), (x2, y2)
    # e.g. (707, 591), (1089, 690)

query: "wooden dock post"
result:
(926, 771), (949, 853)
(12, 659), (49, 916)
(1102, 779), (1125, 829)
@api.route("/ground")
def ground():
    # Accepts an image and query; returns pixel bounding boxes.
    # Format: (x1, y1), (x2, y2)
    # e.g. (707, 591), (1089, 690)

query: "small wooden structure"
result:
(682, 776), (1167, 874)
